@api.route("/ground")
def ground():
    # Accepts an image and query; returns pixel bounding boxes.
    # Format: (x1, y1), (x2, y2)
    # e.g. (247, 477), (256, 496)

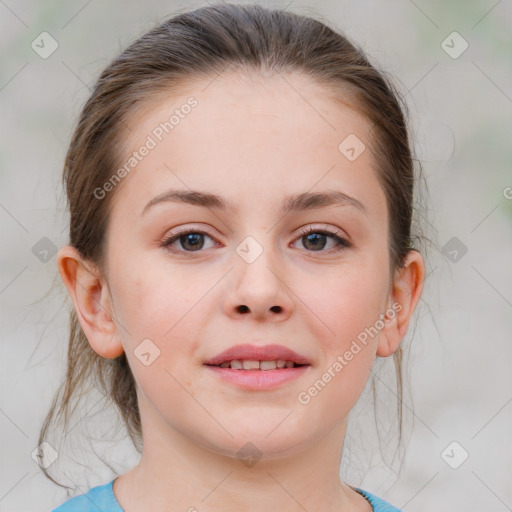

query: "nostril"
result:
(235, 305), (283, 314)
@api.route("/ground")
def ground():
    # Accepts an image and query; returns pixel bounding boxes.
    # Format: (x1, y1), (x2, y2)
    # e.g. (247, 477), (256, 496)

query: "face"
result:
(99, 71), (395, 458)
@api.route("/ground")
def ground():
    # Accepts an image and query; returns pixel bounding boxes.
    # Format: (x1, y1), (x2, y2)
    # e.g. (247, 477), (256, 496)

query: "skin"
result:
(57, 70), (424, 512)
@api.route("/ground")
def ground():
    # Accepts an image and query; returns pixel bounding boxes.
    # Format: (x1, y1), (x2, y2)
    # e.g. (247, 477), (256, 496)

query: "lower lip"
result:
(204, 365), (310, 390)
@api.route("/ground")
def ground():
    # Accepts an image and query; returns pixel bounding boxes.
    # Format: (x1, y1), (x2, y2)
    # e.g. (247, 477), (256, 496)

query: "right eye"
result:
(161, 228), (218, 252)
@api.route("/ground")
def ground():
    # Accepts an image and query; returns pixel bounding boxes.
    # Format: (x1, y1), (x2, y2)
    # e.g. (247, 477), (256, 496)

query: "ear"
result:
(377, 250), (425, 357)
(56, 245), (124, 358)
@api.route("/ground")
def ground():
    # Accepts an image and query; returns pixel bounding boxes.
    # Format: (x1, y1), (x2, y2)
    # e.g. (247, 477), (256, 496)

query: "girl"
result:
(42, 3), (425, 511)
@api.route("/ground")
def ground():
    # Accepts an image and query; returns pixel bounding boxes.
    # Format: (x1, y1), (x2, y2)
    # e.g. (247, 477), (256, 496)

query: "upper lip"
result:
(204, 343), (311, 366)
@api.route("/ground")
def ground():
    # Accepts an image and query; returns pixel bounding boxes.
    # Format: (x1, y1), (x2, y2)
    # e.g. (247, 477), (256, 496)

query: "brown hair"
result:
(40, 2), (425, 488)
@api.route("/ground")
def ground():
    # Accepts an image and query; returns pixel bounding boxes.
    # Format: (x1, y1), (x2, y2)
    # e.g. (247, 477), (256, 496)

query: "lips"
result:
(203, 343), (311, 367)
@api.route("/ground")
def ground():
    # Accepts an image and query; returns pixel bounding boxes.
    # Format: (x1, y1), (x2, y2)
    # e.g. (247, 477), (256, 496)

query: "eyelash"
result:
(295, 225), (350, 251)
(161, 226), (351, 254)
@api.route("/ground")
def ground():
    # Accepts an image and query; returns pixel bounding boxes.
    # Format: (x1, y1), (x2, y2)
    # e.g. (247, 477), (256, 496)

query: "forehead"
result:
(111, 70), (385, 220)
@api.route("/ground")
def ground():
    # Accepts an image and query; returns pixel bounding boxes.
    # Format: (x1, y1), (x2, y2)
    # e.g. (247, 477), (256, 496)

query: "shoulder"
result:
(354, 487), (403, 512)
(51, 479), (123, 512)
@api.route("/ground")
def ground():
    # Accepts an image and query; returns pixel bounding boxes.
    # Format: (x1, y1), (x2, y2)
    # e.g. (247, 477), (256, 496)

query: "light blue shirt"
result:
(51, 479), (403, 511)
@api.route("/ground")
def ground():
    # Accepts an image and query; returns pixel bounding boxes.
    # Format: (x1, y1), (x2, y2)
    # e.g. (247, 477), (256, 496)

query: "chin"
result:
(193, 425), (311, 463)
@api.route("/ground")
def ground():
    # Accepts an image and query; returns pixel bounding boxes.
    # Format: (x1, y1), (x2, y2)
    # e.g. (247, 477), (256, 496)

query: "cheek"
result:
(110, 268), (204, 400)
(111, 257), (206, 336)
(293, 265), (385, 421)
(109, 259), (221, 392)
(292, 257), (389, 351)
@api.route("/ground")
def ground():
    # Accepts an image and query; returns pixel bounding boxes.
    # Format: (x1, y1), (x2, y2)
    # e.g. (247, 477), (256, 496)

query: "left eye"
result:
(293, 228), (350, 252)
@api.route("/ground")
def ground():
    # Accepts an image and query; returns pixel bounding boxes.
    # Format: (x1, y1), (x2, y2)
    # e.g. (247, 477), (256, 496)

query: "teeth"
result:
(218, 359), (298, 370)
(243, 360), (260, 370)
(260, 360), (277, 371)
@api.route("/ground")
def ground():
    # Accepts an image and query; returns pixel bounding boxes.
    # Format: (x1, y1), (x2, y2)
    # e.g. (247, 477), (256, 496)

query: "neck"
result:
(113, 397), (371, 512)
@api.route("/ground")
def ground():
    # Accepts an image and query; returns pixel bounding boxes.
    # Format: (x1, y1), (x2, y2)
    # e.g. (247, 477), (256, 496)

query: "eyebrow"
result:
(141, 189), (367, 217)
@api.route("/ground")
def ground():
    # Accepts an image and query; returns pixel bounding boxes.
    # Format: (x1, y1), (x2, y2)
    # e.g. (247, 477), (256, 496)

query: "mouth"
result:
(205, 359), (308, 370)
(203, 343), (311, 390)
(203, 343), (311, 368)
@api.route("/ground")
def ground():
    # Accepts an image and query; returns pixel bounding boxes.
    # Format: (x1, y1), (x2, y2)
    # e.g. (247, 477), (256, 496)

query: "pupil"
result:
(303, 233), (326, 251)
(181, 233), (204, 251)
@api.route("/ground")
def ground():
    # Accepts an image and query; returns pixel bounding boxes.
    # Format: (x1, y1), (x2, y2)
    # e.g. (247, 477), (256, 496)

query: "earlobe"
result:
(57, 245), (125, 359)
(377, 250), (425, 357)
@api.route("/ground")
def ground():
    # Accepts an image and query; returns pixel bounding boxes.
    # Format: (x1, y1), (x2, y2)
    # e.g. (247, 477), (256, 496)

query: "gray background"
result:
(1, 1), (511, 510)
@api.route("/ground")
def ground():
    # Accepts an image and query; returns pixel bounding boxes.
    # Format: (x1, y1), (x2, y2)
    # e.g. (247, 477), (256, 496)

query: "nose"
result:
(221, 239), (294, 322)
